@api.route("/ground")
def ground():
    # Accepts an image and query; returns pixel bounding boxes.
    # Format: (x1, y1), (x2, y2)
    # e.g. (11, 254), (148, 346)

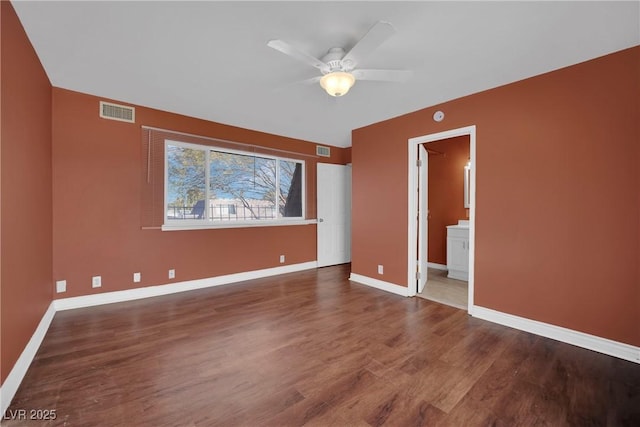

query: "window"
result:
(165, 140), (305, 227)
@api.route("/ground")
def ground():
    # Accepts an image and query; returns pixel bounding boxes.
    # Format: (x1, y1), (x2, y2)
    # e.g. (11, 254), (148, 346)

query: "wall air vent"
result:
(99, 101), (135, 123)
(316, 145), (331, 157)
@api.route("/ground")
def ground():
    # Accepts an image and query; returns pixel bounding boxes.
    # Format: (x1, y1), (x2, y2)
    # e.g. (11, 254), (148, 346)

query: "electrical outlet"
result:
(133, 272), (141, 283)
(168, 269), (175, 279)
(56, 280), (66, 293)
(378, 265), (384, 275)
(92, 276), (102, 288)
(279, 255), (285, 264)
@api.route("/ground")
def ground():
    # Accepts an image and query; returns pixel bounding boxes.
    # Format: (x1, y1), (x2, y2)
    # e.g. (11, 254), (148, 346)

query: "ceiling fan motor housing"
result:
(322, 47), (349, 72)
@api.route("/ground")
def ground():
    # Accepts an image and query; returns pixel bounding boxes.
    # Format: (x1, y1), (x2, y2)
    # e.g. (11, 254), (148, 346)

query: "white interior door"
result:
(317, 163), (351, 267)
(417, 145), (428, 293)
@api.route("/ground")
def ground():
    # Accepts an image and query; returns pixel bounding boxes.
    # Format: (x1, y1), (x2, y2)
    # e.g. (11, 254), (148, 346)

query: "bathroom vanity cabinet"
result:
(446, 223), (469, 281)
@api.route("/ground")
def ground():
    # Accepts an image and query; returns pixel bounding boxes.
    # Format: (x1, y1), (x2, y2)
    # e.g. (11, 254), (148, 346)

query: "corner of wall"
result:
(1, 0), (54, 391)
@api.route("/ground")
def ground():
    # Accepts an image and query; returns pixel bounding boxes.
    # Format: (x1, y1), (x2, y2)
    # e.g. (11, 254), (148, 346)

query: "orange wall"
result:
(52, 88), (349, 298)
(352, 46), (639, 346)
(427, 136), (470, 265)
(344, 147), (352, 164)
(1, 1), (53, 383)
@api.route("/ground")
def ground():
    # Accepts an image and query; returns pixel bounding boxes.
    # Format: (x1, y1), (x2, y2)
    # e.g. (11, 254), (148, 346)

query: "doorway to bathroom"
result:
(407, 126), (476, 314)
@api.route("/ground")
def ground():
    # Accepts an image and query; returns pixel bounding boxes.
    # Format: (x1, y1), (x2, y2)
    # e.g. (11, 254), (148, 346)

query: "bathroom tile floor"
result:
(418, 267), (468, 310)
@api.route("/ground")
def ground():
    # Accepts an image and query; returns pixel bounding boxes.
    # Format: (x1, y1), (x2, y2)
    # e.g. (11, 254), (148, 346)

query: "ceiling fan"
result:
(267, 21), (411, 97)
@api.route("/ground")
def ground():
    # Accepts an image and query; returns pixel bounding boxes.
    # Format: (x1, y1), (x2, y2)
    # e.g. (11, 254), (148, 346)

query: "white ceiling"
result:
(11, 1), (640, 148)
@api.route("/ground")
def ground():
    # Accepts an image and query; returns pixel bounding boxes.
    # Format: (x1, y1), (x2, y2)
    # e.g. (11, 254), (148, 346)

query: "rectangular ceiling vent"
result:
(99, 101), (135, 123)
(316, 145), (331, 157)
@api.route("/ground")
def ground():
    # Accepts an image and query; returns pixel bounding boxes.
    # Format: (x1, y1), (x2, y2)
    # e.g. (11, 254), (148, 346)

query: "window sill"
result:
(161, 219), (317, 231)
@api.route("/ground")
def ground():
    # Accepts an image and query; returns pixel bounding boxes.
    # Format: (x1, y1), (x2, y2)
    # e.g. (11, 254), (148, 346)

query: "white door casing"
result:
(317, 163), (352, 267)
(417, 145), (428, 293)
(407, 126), (476, 315)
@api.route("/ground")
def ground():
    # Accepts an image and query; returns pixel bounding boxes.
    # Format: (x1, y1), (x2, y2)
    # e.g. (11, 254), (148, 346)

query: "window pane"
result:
(209, 150), (276, 221)
(166, 145), (206, 220)
(279, 160), (302, 217)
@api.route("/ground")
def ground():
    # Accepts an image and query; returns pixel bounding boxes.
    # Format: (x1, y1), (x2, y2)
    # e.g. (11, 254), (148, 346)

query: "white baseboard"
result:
(55, 261), (318, 311)
(349, 273), (409, 297)
(427, 262), (447, 271)
(473, 306), (640, 364)
(1, 302), (56, 416)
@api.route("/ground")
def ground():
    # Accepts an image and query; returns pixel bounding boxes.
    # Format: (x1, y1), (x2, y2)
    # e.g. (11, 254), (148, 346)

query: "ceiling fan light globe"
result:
(320, 72), (355, 97)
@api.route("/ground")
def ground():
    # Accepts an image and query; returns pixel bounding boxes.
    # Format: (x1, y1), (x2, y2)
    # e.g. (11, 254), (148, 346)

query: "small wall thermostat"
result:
(433, 110), (445, 122)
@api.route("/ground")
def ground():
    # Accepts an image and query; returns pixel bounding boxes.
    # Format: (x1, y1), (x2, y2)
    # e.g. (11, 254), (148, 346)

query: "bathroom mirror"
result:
(464, 162), (471, 208)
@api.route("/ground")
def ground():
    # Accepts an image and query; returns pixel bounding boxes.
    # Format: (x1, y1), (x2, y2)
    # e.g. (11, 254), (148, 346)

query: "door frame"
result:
(417, 144), (428, 293)
(407, 125), (476, 315)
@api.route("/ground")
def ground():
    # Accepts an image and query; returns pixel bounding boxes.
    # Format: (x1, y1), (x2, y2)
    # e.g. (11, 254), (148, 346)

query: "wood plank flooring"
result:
(5, 264), (639, 426)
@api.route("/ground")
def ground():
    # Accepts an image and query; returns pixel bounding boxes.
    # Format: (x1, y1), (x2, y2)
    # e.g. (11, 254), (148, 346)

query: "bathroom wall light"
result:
(464, 161), (471, 208)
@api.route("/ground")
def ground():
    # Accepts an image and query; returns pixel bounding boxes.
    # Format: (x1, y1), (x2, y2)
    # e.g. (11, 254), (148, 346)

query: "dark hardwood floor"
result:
(5, 264), (639, 426)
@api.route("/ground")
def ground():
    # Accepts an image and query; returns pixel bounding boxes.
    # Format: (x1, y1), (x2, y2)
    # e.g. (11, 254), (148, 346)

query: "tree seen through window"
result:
(166, 142), (303, 222)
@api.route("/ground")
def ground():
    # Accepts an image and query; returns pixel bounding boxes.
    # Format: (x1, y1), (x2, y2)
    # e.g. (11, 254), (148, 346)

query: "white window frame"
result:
(163, 139), (311, 231)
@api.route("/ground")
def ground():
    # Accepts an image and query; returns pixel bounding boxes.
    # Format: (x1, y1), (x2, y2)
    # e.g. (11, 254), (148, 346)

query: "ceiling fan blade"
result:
(341, 21), (396, 69)
(273, 76), (321, 93)
(299, 76), (322, 85)
(352, 69), (412, 82)
(267, 40), (329, 73)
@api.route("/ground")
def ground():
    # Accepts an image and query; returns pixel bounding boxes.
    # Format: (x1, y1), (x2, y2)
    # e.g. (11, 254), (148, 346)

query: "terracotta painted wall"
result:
(352, 46), (639, 346)
(343, 147), (352, 164)
(1, 1), (53, 384)
(52, 88), (349, 298)
(426, 136), (470, 265)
